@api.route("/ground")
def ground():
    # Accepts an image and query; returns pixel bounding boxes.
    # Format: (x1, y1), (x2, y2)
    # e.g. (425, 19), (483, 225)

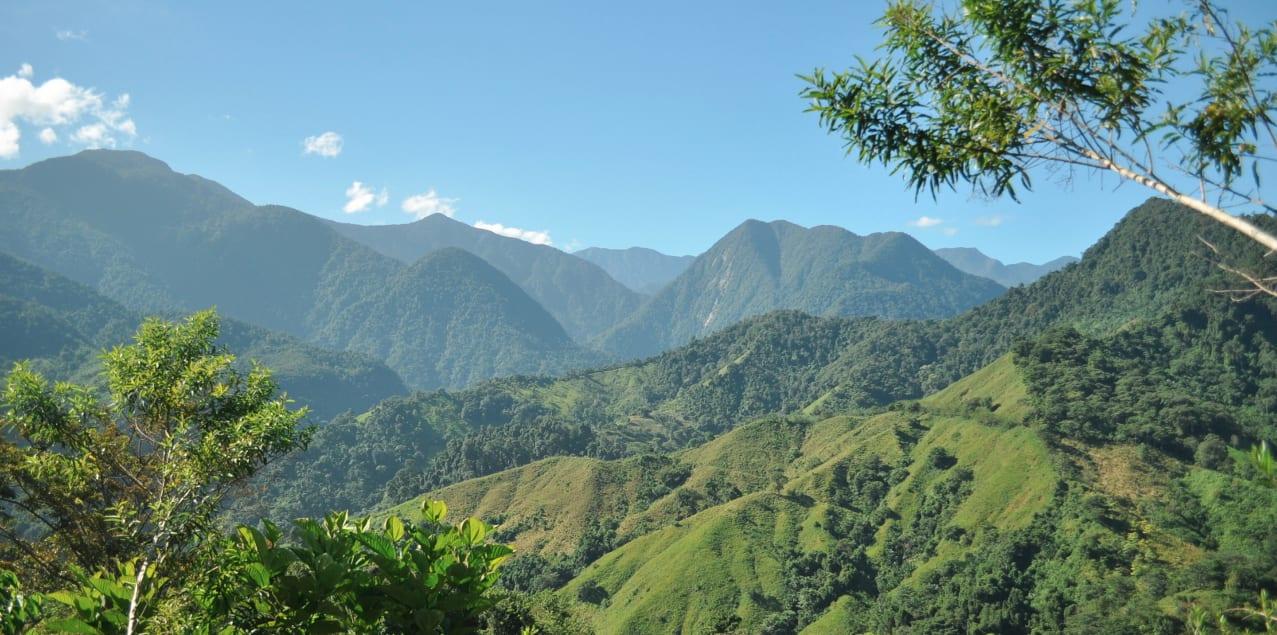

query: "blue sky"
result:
(1, 1), (1273, 263)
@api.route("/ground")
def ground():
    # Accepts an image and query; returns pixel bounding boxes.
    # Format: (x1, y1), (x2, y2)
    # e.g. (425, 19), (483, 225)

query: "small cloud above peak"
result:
(974, 214), (1005, 227)
(55, 29), (88, 41)
(402, 188), (458, 219)
(0, 67), (137, 158)
(908, 216), (944, 229)
(474, 221), (553, 246)
(303, 131), (342, 157)
(343, 181), (387, 214)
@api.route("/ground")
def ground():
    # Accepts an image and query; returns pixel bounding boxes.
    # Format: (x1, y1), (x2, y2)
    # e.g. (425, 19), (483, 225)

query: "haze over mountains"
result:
(935, 247), (1079, 287)
(0, 150), (1024, 392)
(574, 246), (696, 294)
(0, 151), (602, 390)
(4, 149), (1276, 633)
(327, 215), (643, 340)
(596, 220), (1006, 359)
(234, 195), (1277, 633)
(0, 251), (405, 421)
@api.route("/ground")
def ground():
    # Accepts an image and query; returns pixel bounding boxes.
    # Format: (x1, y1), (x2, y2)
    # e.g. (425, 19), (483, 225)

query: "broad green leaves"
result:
(196, 501), (511, 634)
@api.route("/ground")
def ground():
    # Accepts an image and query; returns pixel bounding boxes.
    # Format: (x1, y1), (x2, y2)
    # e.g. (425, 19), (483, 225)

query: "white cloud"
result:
(401, 188), (458, 219)
(0, 67), (136, 157)
(38, 127), (56, 144)
(974, 214), (1005, 227)
(908, 216), (944, 229)
(303, 131), (342, 157)
(474, 221), (553, 246)
(56, 30), (88, 41)
(343, 181), (388, 214)
(943, 227), (959, 236)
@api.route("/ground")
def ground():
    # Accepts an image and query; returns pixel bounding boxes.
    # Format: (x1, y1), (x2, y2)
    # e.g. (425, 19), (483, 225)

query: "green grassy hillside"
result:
(388, 306), (1277, 632)
(297, 198), (1275, 523)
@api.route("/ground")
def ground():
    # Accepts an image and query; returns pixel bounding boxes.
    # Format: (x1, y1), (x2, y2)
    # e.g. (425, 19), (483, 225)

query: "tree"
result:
(0, 310), (310, 634)
(802, 0), (1277, 296)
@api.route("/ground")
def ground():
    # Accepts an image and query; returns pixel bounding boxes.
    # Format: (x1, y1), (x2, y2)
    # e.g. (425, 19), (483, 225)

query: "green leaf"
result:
(245, 563), (272, 588)
(421, 500), (447, 523)
(386, 515), (405, 542)
(44, 618), (101, 634)
(460, 517), (486, 544)
(358, 533), (397, 560)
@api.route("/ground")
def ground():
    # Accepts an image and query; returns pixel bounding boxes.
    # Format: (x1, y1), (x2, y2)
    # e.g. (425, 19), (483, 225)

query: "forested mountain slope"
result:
(391, 288), (1277, 632)
(595, 219), (1005, 358)
(0, 150), (601, 390)
(328, 214), (643, 340)
(248, 198), (1275, 522)
(934, 247), (1078, 286)
(310, 247), (604, 390)
(0, 251), (407, 421)
(574, 246), (696, 294)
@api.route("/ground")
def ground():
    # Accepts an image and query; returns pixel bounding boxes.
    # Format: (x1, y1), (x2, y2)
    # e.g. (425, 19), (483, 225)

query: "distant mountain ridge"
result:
(595, 219), (1006, 358)
(0, 150), (602, 390)
(935, 247), (1078, 286)
(574, 246), (696, 294)
(0, 250), (407, 421)
(327, 215), (643, 340)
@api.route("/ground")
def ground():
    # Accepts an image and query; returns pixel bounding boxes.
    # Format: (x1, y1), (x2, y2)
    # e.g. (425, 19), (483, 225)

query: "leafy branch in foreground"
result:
(0, 310), (310, 633)
(194, 500), (511, 634)
(802, 0), (1277, 296)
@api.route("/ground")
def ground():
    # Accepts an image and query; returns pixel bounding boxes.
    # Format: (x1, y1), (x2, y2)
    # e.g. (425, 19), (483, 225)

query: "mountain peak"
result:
(53, 149), (175, 176)
(935, 247), (1078, 287)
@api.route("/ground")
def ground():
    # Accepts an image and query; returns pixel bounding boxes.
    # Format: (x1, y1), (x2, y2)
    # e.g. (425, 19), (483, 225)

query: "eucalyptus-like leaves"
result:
(802, 0), (1277, 295)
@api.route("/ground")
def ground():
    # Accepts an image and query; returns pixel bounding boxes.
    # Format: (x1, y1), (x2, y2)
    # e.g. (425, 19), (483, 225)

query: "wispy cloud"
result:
(943, 227), (959, 236)
(402, 188), (458, 219)
(37, 127), (57, 144)
(0, 65), (136, 158)
(974, 214), (1005, 227)
(908, 215), (944, 229)
(55, 29), (88, 41)
(343, 181), (388, 214)
(303, 131), (342, 157)
(474, 221), (552, 246)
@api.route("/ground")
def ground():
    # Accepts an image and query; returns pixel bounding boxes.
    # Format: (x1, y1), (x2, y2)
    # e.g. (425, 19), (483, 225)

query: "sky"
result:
(1, 1), (1273, 263)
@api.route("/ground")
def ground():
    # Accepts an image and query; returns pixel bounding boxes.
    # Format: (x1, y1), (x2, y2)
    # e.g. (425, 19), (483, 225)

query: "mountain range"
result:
(595, 220), (1006, 359)
(0, 151), (601, 390)
(365, 199), (1277, 632)
(4, 148), (1275, 633)
(0, 250), (406, 421)
(327, 215), (643, 340)
(0, 150), (1017, 391)
(935, 247), (1079, 286)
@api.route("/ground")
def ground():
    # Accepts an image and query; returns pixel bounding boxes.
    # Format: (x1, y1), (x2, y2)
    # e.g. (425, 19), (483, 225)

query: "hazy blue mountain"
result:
(326, 215), (643, 340)
(934, 247), (1079, 286)
(574, 246), (696, 294)
(595, 219), (1006, 358)
(0, 251), (407, 421)
(0, 150), (599, 390)
(311, 247), (604, 389)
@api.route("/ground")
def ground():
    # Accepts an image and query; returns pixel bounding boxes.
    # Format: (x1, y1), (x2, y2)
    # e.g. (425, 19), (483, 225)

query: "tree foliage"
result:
(803, 0), (1277, 293)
